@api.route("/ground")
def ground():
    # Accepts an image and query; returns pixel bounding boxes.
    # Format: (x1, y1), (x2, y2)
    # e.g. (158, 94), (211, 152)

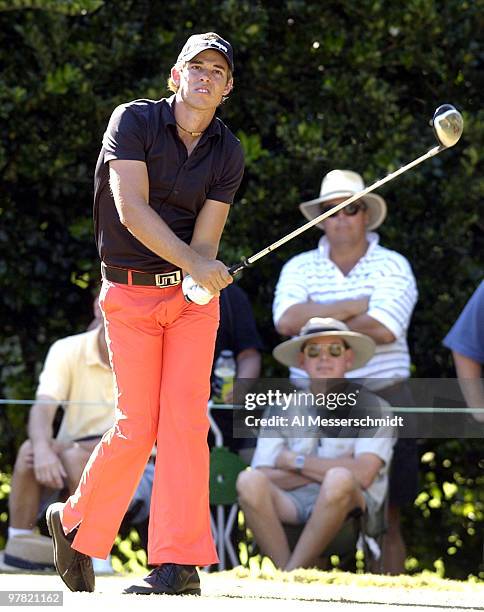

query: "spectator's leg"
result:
(58, 440), (100, 495)
(382, 438), (419, 574)
(237, 470), (298, 569)
(285, 467), (365, 571)
(382, 503), (405, 574)
(8, 440), (43, 530)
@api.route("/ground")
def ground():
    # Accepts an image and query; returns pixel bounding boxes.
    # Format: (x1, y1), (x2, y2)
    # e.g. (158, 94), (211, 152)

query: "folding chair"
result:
(282, 494), (388, 571)
(209, 446), (247, 570)
(238, 493), (388, 572)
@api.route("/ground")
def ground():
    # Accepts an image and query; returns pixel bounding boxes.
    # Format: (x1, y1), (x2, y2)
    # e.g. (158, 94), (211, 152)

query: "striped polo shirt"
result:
(273, 232), (418, 383)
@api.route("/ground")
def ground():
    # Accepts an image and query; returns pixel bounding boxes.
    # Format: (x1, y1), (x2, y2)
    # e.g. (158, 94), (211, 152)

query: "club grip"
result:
(228, 257), (249, 277)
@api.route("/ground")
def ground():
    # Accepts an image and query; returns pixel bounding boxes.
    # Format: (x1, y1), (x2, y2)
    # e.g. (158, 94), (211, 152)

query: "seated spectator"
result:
(4, 301), (153, 572)
(273, 169), (419, 575)
(443, 280), (484, 421)
(209, 283), (264, 459)
(236, 318), (394, 570)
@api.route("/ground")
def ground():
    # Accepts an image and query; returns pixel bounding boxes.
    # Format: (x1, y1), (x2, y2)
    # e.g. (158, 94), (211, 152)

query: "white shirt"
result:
(251, 394), (395, 509)
(273, 233), (418, 383)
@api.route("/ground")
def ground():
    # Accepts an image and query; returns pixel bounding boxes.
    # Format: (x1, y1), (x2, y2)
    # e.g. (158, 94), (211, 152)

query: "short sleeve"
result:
(102, 104), (147, 164)
(36, 339), (72, 402)
(251, 436), (285, 469)
(354, 436), (395, 466)
(206, 142), (244, 204)
(273, 255), (311, 326)
(443, 281), (484, 362)
(366, 254), (418, 339)
(352, 395), (396, 465)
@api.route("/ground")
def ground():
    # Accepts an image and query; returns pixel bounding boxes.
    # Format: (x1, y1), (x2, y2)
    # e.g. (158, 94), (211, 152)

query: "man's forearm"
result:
(28, 401), (57, 448)
(300, 455), (368, 486)
(302, 455), (344, 481)
(453, 351), (484, 421)
(276, 298), (368, 336)
(258, 467), (314, 490)
(189, 241), (218, 261)
(345, 314), (396, 344)
(118, 195), (203, 275)
(276, 448), (382, 490)
(236, 350), (262, 379)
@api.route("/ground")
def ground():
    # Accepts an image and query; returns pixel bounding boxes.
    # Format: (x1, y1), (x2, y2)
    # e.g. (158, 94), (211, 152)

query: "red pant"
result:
(61, 280), (220, 565)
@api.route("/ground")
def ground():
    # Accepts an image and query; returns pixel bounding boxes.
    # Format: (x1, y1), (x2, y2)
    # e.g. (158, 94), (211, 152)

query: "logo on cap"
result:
(177, 32), (234, 72)
(209, 40), (228, 53)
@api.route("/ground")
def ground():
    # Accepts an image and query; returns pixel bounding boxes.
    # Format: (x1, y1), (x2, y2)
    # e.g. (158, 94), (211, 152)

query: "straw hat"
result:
(273, 317), (375, 371)
(299, 169), (387, 231)
(0, 534), (55, 572)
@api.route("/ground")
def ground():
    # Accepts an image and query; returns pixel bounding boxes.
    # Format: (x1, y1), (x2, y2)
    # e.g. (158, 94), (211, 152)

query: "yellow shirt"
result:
(36, 326), (114, 442)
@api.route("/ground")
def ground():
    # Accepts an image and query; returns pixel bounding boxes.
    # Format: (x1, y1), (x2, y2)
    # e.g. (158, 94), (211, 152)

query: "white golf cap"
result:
(299, 169), (387, 231)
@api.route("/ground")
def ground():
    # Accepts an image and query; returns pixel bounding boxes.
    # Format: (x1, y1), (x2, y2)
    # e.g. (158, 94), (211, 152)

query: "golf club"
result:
(183, 104), (464, 305)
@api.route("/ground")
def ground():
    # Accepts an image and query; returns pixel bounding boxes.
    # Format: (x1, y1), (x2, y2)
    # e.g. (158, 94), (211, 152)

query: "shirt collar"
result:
(318, 231), (380, 259)
(162, 95), (221, 138)
(85, 326), (110, 370)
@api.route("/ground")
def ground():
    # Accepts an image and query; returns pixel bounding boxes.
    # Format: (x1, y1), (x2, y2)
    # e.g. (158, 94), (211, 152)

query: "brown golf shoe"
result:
(46, 502), (95, 592)
(123, 563), (201, 595)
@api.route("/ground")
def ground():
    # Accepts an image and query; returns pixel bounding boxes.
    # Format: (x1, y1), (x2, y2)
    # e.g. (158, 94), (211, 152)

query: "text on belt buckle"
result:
(155, 270), (181, 287)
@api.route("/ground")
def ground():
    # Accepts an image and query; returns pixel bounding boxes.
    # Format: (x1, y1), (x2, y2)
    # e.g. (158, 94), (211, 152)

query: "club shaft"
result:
(245, 144), (443, 266)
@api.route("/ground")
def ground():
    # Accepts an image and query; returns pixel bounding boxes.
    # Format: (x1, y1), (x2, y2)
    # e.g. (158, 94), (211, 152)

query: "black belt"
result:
(101, 263), (182, 287)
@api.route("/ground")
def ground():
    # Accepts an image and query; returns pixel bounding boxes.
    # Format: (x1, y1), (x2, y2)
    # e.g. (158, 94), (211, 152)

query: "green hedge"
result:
(0, 0), (482, 578)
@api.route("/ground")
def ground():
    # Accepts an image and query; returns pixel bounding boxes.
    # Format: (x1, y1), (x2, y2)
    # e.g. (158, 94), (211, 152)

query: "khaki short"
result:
(284, 482), (379, 528)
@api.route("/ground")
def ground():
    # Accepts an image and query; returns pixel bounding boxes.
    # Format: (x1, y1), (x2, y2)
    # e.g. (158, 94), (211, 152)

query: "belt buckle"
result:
(154, 270), (181, 287)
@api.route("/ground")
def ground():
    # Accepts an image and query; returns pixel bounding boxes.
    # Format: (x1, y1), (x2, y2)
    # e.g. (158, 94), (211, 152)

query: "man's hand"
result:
(188, 258), (233, 296)
(275, 448), (297, 471)
(32, 442), (67, 490)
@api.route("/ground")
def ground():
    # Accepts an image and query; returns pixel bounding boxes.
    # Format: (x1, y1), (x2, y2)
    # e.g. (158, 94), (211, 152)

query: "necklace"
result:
(176, 121), (204, 137)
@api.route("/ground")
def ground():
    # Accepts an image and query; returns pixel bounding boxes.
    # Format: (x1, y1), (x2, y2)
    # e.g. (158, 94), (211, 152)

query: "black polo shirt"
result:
(93, 95), (244, 273)
(213, 283), (264, 364)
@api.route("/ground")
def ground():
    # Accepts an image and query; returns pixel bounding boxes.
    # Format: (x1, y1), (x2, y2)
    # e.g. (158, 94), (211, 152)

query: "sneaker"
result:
(123, 563), (201, 595)
(46, 502), (95, 592)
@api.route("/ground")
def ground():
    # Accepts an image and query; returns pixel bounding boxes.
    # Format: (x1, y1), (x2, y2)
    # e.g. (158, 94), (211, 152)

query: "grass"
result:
(225, 564), (484, 592)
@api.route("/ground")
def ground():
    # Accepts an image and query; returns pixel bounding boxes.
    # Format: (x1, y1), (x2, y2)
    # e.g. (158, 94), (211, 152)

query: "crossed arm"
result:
(276, 300), (395, 344)
(257, 448), (383, 491)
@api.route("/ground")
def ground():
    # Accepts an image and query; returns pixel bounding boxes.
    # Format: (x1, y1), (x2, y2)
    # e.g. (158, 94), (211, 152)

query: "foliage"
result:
(404, 439), (484, 580)
(0, 0), (482, 578)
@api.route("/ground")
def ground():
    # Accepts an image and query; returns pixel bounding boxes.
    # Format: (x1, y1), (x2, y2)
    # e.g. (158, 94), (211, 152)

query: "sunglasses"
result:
(303, 343), (347, 359)
(320, 201), (367, 217)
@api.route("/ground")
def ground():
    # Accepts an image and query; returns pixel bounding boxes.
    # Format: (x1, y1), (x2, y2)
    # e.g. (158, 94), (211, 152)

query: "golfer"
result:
(47, 32), (244, 595)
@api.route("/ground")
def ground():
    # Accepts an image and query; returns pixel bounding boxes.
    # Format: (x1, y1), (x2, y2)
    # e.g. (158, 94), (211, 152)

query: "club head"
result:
(432, 104), (464, 148)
